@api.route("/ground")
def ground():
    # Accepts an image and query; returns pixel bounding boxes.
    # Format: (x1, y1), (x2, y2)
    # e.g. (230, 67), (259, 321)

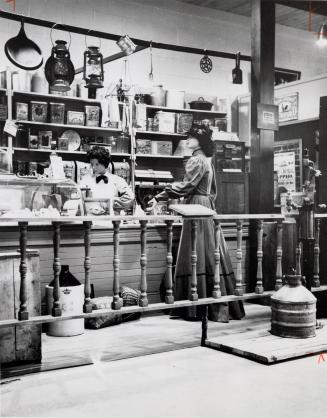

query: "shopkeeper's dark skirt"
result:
(171, 194), (245, 322)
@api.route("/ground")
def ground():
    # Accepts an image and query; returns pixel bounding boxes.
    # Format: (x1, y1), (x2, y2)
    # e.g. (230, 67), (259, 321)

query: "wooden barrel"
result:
(271, 274), (316, 338)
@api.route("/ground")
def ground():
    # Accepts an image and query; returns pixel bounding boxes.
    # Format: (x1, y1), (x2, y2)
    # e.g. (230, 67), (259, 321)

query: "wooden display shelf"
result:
(145, 104), (227, 117)
(136, 130), (187, 137)
(135, 153), (184, 159)
(12, 90), (102, 104)
(14, 120), (121, 133)
(12, 147), (129, 157)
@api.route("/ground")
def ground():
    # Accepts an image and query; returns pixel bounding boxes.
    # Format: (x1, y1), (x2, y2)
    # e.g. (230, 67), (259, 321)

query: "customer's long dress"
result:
(157, 148), (244, 322)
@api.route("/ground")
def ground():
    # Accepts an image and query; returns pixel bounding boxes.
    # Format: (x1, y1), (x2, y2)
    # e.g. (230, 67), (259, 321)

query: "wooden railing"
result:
(0, 212), (327, 339)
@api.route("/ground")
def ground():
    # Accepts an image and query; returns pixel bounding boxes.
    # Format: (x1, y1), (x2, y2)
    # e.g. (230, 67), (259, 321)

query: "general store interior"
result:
(1, 1), (327, 417)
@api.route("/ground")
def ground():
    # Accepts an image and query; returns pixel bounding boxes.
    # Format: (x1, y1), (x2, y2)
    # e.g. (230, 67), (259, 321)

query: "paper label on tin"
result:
(4, 120), (18, 137)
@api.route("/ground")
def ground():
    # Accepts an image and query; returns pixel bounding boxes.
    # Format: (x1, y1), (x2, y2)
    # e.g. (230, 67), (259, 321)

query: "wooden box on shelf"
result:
(0, 250), (41, 365)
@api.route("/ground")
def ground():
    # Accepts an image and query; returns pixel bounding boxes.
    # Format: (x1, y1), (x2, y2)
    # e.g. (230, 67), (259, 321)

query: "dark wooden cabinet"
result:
(213, 140), (248, 214)
(215, 171), (249, 214)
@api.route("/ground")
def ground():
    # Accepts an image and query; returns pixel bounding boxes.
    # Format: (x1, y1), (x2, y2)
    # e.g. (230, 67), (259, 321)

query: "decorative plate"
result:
(200, 54), (212, 73)
(61, 130), (81, 151)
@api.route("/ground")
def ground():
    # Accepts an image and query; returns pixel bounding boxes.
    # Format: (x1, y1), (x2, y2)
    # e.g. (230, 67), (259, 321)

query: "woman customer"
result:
(80, 146), (134, 214)
(148, 124), (244, 322)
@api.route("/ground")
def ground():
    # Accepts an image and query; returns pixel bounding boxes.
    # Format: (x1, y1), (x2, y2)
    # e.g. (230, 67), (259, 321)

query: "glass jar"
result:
(150, 85), (165, 106)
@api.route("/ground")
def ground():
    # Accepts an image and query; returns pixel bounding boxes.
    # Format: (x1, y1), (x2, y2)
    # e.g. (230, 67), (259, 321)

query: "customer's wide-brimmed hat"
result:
(187, 124), (214, 157)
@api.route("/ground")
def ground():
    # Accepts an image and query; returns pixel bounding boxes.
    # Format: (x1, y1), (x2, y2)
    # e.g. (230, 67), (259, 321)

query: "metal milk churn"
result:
(270, 273), (317, 338)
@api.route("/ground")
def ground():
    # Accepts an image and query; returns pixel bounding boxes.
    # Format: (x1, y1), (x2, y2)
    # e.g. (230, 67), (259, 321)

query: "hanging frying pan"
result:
(5, 20), (43, 70)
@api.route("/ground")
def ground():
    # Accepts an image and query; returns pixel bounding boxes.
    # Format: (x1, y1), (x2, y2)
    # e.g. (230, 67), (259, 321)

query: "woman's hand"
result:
(146, 198), (157, 212)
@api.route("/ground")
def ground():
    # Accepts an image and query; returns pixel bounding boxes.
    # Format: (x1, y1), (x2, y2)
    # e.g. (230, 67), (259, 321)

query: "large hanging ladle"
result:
(5, 19), (43, 70)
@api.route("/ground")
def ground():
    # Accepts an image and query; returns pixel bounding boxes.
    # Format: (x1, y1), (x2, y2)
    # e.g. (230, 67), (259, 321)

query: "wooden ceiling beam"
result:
(276, 1), (327, 17)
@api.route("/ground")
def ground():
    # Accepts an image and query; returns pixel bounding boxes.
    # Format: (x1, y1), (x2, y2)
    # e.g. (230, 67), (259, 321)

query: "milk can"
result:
(271, 273), (316, 338)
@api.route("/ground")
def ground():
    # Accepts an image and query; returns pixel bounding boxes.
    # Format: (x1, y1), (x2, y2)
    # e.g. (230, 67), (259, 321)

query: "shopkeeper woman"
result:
(148, 124), (244, 322)
(80, 146), (134, 214)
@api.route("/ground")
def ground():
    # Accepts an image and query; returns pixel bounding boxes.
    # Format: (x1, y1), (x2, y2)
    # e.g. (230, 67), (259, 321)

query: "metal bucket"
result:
(270, 274), (316, 338)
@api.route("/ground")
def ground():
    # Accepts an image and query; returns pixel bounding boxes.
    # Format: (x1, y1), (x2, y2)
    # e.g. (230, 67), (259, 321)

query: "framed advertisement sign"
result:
(274, 93), (299, 123)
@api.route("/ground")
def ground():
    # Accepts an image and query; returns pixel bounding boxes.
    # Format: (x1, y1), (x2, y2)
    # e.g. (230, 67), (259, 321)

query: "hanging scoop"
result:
(5, 20), (43, 70)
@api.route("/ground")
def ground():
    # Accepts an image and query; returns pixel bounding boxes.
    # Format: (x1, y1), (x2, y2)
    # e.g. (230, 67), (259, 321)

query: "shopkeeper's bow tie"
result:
(96, 175), (108, 184)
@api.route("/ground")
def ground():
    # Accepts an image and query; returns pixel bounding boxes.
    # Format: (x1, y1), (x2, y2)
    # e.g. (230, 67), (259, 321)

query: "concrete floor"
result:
(1, 325), (327, 417)
(1, 345), (327, 418)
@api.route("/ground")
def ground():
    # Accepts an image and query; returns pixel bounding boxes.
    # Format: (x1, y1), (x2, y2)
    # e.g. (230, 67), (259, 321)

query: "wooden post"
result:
(52, 222), (62, 317)
(275, 219), (283, 290)
(212, 219), (221, 298)
(112, 220), (122, 309)
(18, 222), (28, 320)
(190, 220), (199, 301)
(165, 220), (174, 304)
(255, 219), (264, 294)
(139, 220), (149, 307)
(201, 305), (208, 346)
(313, 218), (321, 287)
(250, 0), (276, 213)
(83, 221), (92, 313)
(234, 220), (244, 296)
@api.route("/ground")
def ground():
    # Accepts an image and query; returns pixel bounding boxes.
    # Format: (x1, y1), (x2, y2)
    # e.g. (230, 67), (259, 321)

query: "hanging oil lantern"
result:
(83, 45), (104, 99)
(45, 26), (75, 92)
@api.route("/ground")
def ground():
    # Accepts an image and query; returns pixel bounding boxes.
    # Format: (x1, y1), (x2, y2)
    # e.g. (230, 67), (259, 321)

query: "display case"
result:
(0, 174), (81, 217)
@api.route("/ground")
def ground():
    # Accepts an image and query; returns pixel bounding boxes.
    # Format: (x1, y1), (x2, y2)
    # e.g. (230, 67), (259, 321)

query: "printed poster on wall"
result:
(274, 93), (299, 122)
(274, 151), (296, 193)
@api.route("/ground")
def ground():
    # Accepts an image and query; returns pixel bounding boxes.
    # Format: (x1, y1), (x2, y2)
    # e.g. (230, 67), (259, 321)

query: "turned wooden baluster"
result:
(295, 219), (302, 276)
(18, 221), (29, 320)
(112, 220), (122, 309)
(275, 219), (283, 290)
(190, 219), (199, 301)
(234, 220), (243, 296)
(212, 219), (221, 298)
(52, 222), (62, 316)
(313, 218), (321, 288)
(255, 220), (264, 294)
(83, 221), (92, 313)
(165, 220), (174, 304)
(139, 220), (149, 307)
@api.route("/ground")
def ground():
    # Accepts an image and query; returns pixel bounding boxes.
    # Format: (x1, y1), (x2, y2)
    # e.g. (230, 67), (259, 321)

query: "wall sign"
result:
(257, 103), (279, 130)
(275, 92), (299, 122)
(274, 151), (296, 195)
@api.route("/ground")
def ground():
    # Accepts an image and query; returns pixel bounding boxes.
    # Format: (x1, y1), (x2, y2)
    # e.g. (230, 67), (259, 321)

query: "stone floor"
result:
(1, 305), (327, 418)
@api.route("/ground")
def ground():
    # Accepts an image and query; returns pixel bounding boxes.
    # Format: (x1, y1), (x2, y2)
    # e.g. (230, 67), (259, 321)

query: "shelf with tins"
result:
(11, 147), (129, 157)
(144, 104), (227, 117)
(14, 119), (121, 134)
(135, 130), (187, 137)
(12, 90), (103, 104)
(135, 153), (186, 159)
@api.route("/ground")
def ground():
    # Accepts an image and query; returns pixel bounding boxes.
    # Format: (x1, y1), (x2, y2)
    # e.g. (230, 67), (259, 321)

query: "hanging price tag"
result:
(3, 120), (18, 137)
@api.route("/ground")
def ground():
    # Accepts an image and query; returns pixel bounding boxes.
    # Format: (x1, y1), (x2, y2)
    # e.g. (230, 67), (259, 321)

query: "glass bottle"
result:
(232, 52), (243, 84)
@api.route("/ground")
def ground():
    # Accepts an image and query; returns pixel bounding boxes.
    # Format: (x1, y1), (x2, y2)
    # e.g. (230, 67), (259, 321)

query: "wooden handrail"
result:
(2, 210), (327, 332)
